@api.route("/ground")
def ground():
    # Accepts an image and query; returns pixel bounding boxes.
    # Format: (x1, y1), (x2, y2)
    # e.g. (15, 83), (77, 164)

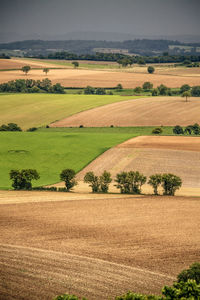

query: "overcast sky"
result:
(0, 0), (200, 37)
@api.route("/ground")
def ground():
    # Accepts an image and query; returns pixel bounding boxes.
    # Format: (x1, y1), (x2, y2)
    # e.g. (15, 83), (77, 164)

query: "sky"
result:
(0, 0), (200, 39)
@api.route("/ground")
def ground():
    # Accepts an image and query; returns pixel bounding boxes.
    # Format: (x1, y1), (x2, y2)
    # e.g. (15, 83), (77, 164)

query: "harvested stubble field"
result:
(77, 136), (200, 196)
(0, 58), (67, 70)
(0, 191), (200, 299)
(0, 58), (200, 88)
(51, 96), (200, 127)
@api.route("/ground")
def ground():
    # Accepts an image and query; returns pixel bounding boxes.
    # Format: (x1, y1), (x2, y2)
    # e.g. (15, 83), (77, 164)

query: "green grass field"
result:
(0, 93), (141, 130)
(0, 130), (136, 189)
(0, 127), (174, 189)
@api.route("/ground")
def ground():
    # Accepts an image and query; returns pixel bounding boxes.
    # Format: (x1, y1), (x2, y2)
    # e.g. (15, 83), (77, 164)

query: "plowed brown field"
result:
(77, 136), (200, 194)
(0, 190), (200, 299)
(51, 96), (200, 127)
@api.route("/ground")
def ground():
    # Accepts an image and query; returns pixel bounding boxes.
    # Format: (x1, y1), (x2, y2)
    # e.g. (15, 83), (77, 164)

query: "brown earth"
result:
(0, 190), (200, 299)
(1, 59), (200, 87)
(50, 96), (200, 127)
(77, 136), (200, 193)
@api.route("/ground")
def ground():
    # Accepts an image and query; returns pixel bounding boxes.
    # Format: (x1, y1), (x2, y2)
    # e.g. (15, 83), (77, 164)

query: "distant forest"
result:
(0, 39), (200, 56)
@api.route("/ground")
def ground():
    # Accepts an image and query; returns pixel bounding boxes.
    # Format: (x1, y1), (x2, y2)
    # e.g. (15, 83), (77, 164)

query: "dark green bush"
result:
(173, 125), (184, 135)
(152, 127), (162, 134)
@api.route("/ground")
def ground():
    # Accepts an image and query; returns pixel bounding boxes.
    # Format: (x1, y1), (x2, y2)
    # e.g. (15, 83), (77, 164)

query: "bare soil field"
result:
(0, 59), (200, 87)
(51, 96), (200, 127)
(77, 136), (200, 193)
(0, 190), (200, 299)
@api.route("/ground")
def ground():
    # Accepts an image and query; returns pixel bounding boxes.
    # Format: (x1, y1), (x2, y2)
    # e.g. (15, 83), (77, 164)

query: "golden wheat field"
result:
(0, 58), (200, 88)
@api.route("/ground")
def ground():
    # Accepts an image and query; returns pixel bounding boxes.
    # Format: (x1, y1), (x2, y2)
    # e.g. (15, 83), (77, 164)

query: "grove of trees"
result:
(0, 78), (65, 93)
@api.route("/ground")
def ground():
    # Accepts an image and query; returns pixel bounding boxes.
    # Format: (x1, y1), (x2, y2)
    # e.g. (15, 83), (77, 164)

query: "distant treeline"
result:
(33, 51), (200, 64)
(1, 38), (200, 56)
(0, 79), (65, 93)
(0, 53), (10, 59)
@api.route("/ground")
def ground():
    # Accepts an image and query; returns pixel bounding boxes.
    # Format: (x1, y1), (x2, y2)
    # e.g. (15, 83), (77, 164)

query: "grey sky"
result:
(0, 0), (200, 37)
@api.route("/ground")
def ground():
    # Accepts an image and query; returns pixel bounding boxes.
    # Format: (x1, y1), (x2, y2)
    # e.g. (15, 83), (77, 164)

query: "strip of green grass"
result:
(0, 93), (142, 130)
(0, 130), (139, 189)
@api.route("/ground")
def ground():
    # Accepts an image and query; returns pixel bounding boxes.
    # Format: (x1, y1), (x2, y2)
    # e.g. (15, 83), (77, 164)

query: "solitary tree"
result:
(148, 174), (162, 195)
(143, 81), (153, 90)
(84, 171), (100, 193)
(182, 91), (191, 102)
(21, 65), (31, 75)
(43, 68), (49, 75)
(60, 169), (77, 191)
(161, 173), (182, 196)
(147, 66), (155, 74)
(100, 170), (112, 193)
(72, 61), (79, 68)
(10, 169), (40, 190)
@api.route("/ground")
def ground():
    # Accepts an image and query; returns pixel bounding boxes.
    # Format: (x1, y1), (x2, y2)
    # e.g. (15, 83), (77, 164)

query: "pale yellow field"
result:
(0, 58), (200, 88)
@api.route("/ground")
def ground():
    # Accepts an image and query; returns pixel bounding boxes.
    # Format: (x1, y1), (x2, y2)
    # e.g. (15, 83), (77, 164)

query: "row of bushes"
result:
(9, 169), (182, 196)
(173, 123), (200, 135)
(54, 263), (200, 299)
(0, 78), (65, 93)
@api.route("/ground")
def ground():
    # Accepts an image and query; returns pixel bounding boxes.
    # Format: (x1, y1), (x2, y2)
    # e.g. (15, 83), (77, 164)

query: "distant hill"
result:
(1, 38), (200, 57)
(1, 31), (200, 43)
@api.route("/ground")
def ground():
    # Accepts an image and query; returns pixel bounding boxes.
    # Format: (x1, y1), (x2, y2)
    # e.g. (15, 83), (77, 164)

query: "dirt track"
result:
(0, 191), (200, 299)
(50, 97), (200, 127)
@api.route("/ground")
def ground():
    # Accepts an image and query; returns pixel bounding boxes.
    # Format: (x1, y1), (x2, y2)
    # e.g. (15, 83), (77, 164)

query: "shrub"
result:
(173, 125), (184, 135)
(152, 127), (162, 134)
(148, 174), (162, 195)
(152, 88), (159, 96)
(10, 169), (40, 190)
(191, 86), (200, 97)
(134, 86), (143, 93)
(177, 262), (200, 284)
(84, 86), (95, 94)
(96, 87), (106, 95)
(157, 84), (169, 95)
(147, 66), (155, 74)
(161, 173), (182, 196)
(116, 83), (123, 90)
(27, 127), (38, 132)
(60, 169), (77, 192)
(84, 171), (100, 193)
(0, 123), (22, 131)
(99, 170), (112, 193)
(143, 82), (153, 91)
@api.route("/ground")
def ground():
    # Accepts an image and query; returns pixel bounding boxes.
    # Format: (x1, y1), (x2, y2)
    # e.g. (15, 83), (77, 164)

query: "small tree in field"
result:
(21, 65), (31, 75)
(142, 81), (153, 91)
(147, 66), (155, 74)
(84, 171), (100, 193)
(161, 173), (182, 196)
(10, 169), (40, 190)
(182, 90), (191, 102)
(100, 170), (112, 193)
(148, 174), (162, 195)
(43, 68), (49, 75)
(72, 61), (79, 68)
(60, 169), (77, 191)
